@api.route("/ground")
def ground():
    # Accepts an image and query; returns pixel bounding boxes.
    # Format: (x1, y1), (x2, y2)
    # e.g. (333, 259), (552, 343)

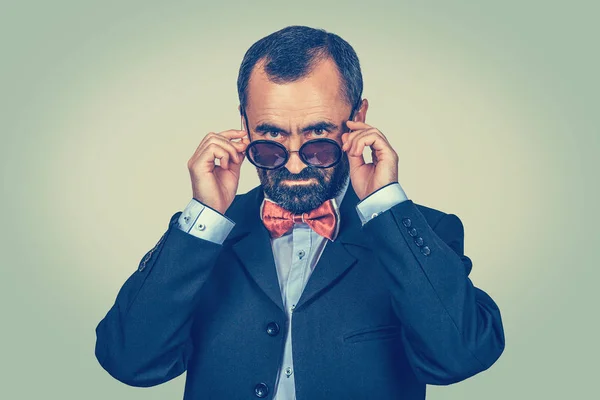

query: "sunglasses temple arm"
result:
(241, 109), (253, 143)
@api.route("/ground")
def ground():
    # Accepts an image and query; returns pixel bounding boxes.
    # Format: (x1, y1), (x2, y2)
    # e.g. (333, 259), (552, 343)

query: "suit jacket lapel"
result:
(226, 183), (366, 313)
(228, 187), (285, 312)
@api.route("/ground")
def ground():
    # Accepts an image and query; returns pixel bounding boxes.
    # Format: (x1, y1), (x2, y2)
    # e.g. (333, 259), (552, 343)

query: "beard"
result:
(257, 152), (350, 214)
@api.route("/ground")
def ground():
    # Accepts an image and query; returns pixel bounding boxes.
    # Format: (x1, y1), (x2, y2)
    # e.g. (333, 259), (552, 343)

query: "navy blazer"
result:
(95, 183), (505, 399)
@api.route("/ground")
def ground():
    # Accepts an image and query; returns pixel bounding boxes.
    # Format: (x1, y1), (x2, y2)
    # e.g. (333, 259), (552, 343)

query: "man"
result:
(95, 25), (505, 399)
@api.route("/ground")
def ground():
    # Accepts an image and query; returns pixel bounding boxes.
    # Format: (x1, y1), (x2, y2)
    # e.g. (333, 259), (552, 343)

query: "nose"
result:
(285, 150), (307, 174)
(284, 137), (307, 174)
(284, 150), (307, 174)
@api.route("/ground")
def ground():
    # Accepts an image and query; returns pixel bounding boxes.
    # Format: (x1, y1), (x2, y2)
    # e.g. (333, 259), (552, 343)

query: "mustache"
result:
(268, 166), (326, 182)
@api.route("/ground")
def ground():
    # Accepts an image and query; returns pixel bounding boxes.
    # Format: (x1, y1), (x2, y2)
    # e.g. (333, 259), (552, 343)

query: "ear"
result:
(353, 98), (369, 123)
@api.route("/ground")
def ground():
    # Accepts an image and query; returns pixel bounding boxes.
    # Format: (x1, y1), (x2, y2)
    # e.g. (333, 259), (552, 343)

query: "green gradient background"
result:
(1, 0), (598, 398)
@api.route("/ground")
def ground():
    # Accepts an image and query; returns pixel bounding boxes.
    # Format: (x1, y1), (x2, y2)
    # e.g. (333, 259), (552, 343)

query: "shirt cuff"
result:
(177, 198), (235, 245)
(355, 182), (409, 226)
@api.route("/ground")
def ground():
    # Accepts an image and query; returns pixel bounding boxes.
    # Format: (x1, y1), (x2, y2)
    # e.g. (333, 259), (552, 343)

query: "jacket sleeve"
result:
(362, 200), (505, 385)
(94, 211), (225, 387)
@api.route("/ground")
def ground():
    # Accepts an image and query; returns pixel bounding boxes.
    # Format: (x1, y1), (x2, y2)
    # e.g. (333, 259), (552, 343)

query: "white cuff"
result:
(177, 199), (235, 245)
(355, 182), (409, 226)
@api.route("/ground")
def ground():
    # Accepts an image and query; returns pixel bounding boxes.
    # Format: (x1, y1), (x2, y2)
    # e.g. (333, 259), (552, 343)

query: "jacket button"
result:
(420, 245), (431, 256)
(254, 383), (269, 397)
(266, 322), (280, 336)
(408, 227), (418, 237)
(414, 236), (424, 246)
(402, 218), (412, 227)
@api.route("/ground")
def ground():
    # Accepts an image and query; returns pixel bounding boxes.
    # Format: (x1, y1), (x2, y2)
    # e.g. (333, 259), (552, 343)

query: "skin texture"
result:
(187, 56), (399, 215)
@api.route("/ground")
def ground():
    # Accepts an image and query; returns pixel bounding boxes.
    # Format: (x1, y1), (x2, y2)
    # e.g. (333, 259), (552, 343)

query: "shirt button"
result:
(254, 383), (269, 398)
(285, 366), (293, 377)
(266, 322), (280, 336)
(298, 250), (305, 259)
(196, 223), (206, 231)
(183, 215), (190, 223)
(371, 212), (379, 219)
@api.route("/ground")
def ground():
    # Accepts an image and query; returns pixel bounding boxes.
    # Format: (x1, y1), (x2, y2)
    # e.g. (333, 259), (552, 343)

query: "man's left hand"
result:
(341, 121), (399, 201)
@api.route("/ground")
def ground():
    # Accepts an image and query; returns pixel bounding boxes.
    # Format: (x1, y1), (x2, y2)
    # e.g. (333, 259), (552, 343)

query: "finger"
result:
(198, 139), (241, 168)
(348, 130), (392, 158)
(229, 139), (248, 152)
(346, 120), (373, 131)
(218, 130), (249, 154)
(197, 143), (232, 171)
(239, 136), (251, 151)
(194, 130), (244, 156)
(347, 143), (366, 170)
(203, 135), (246, 163)
(229, 136), (250, 158)
(216, 129), (247, 139)
(343, 128), (379, 153)
(209, 131), (248, 152)
(341, 128), (367, 151)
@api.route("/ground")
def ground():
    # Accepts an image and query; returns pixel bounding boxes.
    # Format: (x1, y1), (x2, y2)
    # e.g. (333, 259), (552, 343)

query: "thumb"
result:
(341, 132), (349, 146)
(346, 148), (365, 170)
(229, 148), (246, 174)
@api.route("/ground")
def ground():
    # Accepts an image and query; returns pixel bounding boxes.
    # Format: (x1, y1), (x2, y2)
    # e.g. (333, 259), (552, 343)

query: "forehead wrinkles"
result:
(247, 93), (336, 127)
(251, 83), (337, 112)
(255, 104), (331, 122)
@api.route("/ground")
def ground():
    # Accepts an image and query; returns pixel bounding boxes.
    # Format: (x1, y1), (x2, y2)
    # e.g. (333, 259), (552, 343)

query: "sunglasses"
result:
(242, 107), (358, 170)
(245, 138), (342, 170)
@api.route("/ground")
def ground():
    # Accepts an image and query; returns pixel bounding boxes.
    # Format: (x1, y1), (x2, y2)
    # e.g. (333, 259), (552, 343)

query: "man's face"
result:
(243, 57), (355, 214)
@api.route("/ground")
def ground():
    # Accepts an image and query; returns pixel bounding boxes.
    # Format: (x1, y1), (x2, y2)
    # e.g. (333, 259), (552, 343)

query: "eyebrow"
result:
(254, 121), (339, 135)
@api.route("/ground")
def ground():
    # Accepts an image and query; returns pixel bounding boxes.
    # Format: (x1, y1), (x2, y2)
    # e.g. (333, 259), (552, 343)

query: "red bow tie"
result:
(261, 199), (340, 241)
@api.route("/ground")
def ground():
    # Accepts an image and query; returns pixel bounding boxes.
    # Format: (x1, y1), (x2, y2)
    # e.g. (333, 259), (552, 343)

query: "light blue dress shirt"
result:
(177, 176), (408, 399)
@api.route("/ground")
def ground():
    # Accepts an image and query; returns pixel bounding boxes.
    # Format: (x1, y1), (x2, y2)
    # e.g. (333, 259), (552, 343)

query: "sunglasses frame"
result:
(241, 102), (361, 170)
(245, 137), (342, 170)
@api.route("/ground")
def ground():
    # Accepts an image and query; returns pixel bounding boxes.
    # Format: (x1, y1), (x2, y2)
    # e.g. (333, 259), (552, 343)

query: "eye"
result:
(266, 131), (281, 138)
(311, 128), (327, 136)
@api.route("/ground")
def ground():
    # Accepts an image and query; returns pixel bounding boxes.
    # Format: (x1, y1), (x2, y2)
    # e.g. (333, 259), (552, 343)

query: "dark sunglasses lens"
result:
(248, 142), (287, 168)
(301, 141), (341, 167)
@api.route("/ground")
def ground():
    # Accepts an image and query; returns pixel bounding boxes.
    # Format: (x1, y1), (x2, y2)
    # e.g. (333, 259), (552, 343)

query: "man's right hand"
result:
(187, 129), (249, 215)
